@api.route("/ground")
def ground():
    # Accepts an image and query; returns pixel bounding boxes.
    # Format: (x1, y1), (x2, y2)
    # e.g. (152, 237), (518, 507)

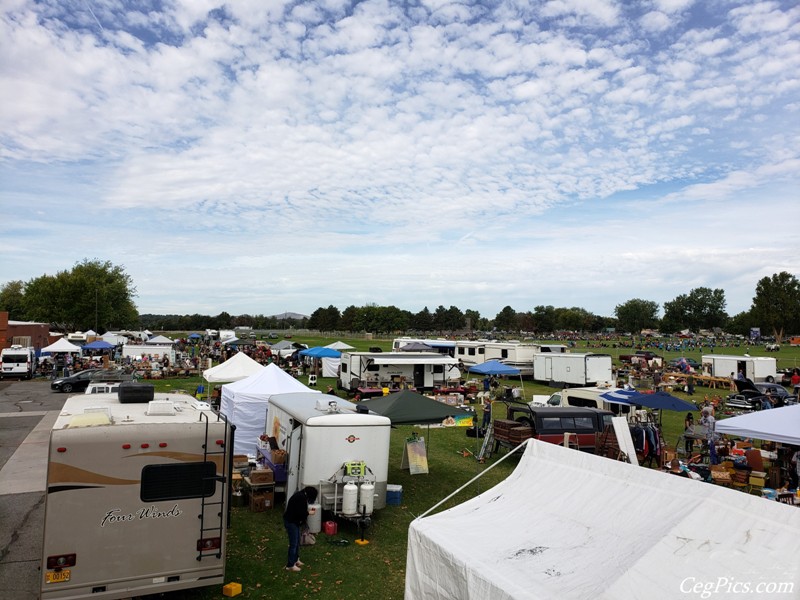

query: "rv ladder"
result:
(478, 422), (494, 462)
(197, 411), (230, 561)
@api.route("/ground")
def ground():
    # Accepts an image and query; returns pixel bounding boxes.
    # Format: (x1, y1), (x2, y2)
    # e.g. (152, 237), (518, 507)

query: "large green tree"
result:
(750, 272), (800, 342)
(23, 259), (138, 333)
(493, 305), (519, 333)
(614, 298), (659, 334)
(0, 280), (27, 320)
(661, 287), (728, 333)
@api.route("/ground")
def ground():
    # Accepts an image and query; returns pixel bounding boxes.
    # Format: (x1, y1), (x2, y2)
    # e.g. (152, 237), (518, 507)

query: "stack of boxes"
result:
(247, 466), (274, 512)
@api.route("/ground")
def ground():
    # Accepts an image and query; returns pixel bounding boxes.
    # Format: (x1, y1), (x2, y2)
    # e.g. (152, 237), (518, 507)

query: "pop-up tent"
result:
(325, 341), (355, 351)
(715, 404), (800, 445)
(203, 352), (264, 383)
(220, 363), (318, 455)
(357, 389), (473, 425)
(82, 340), (114, 351)
(406, 438), (800, 600)
(41, 338), (82, 353)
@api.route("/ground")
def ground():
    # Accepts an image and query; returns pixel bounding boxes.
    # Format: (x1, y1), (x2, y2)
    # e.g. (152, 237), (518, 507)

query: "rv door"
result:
(285, 424), (303, 500)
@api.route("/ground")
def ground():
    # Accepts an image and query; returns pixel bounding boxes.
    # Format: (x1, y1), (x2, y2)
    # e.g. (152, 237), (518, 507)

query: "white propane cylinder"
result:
(307, 502), (322, 533)
(342, 482), (358, 515)
(359, 483), (375, 516)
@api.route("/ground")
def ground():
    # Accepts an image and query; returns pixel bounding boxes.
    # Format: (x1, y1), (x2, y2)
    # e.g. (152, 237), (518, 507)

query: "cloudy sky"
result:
(1, 0), (798, 321)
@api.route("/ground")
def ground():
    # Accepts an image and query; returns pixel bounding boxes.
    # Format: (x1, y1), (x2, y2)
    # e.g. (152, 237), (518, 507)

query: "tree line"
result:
(1, 260), (798, 341)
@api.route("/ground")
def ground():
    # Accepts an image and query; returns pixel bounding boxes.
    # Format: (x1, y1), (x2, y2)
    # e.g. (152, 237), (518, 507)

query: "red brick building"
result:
(0, 312), (52, 351)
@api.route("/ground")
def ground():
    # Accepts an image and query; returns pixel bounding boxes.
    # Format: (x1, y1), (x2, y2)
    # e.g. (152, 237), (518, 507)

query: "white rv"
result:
(532, 353), (614, 387)
(266, 392), (391, 516)
(41, 389), (232, 600)
(454, 340), (488, 367)
(701, 354), (777, 382)
(0, 344), (37, 379)
(338, 352), (460, 392)
(391, 337), (456, 356)
(531, 386), (635, 417)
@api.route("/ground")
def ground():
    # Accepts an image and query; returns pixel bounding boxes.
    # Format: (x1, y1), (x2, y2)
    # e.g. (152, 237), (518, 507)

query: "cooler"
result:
(386, 484), (403, 506)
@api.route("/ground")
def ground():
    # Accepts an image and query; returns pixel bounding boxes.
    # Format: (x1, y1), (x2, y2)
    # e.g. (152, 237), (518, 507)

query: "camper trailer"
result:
(391, 337), (456, 356)
(338, 352), (460, 393)
(40, 388), (232, 600)
(454, 340), (488, 367)
(701, 354), (777, 382)
(531, 353), (614, 387)
(483, 342), (568, 376)
(265, 392), (391, 517)
(0, 344), (37, 379)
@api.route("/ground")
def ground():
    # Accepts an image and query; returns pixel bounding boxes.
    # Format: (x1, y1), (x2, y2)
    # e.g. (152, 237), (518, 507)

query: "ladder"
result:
(478, 422), (495, 462)
(197, 411), (230, 561)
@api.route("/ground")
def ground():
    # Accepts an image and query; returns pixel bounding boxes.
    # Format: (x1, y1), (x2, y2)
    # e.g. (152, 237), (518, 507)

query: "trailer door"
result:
(545, 357), (553, 380)
(286, 424), (303, 499)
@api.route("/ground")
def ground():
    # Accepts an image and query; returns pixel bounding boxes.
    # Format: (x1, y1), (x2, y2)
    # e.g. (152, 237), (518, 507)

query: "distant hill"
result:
(271, 311), (308, 321)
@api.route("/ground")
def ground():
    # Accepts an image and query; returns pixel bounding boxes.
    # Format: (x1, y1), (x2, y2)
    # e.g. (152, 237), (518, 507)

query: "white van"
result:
(0, 345), (37, 380)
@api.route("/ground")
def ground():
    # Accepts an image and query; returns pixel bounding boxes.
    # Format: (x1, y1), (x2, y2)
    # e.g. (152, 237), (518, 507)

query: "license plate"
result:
(46, 570), (71, 584)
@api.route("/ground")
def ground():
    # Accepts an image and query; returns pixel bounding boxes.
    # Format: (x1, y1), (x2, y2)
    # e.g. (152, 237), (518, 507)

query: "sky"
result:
(1, 0), (799, 321)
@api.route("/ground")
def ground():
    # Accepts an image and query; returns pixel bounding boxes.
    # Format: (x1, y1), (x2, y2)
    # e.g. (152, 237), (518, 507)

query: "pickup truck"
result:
(499, 404), (614, 451)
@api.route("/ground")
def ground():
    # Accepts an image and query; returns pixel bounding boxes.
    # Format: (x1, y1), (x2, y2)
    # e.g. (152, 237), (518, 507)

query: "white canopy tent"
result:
(146, 335), (175, 345)
(406, 439), (800, 600)
(203, 352), (264, 384)
(715, 404), (800, 445)
(221, 363), (319, 455)
(41, 338), (82, 353)
(325, 341), (355, 351)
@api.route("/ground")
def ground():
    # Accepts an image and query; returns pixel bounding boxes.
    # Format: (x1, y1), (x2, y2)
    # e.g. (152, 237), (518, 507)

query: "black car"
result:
(50, 369), (103, 393)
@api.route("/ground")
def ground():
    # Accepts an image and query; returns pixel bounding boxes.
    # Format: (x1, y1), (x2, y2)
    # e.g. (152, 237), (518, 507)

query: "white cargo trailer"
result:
(265, 392), (391, 516)
(701, 354), (777, 382)
(40, 389), (232, 600)
(532, 353), (614, 387)
(338, 352), (460, 392)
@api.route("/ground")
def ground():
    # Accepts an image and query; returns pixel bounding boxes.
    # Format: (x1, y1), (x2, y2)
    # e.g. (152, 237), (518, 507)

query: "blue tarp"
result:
(82, 340), (114, 350)
(299, 346), (342, 359)
(467, 360), (521, 376)
(188, 333), (202, 339)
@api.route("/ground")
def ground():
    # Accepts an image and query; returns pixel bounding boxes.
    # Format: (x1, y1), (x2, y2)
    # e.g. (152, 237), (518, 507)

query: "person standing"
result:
(686, 372), (695, 396)
(283, 486), (318, 572)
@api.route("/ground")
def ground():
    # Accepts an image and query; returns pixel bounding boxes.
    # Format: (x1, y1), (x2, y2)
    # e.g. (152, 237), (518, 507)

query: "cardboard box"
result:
(232, 454), (249, 468)
(249, 467), (273, 484)
(250, 491), (274, 512)
(271, 449), (287, 465)
(222, 582), (242, 597)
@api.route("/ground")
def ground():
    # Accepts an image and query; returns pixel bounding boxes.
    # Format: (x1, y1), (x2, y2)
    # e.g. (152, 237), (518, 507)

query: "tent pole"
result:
(414, 439), (529, 521)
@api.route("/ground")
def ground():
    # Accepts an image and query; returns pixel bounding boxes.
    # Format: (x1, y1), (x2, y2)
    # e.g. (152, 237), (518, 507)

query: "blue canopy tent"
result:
(298, 347), (342, 359)
(619, 391), (696, 412)
(82, 340), (115, 351)
(468, 360), (524, 401)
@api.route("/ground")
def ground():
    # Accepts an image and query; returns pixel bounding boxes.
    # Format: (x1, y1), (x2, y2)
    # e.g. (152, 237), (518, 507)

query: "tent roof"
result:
(270, 340), (298, 351)
(299, 346), (341, 358)
(203, 352), (265, 383)
(188, 332), (202, 339)
(616, 390), (697, 412)
(399, 342), (434, 351)
(147, 335), (174, 344)
(221, 363), (313, 397)
(82, 340), (114, 350)
(41, 338), (82, 353)
(406, 439), (800, 600)
(325, 341), (355, 351)
(715, 404), (800, 445)
(357, 390), (472, 424)
(468, 360), (521, 375)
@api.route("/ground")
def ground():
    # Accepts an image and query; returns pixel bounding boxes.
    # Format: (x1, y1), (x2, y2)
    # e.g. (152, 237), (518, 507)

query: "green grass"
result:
(149, 335), (800, 599)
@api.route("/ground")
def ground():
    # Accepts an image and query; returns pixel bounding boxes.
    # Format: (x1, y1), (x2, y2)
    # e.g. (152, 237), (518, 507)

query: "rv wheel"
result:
(765, 376), (775, 383)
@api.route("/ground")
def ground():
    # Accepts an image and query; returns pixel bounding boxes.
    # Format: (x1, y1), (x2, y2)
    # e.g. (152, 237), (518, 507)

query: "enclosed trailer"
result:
(701, 354), (777, 382)
(338, 352), (460, 392)
(266, 392), (391, 516)
(532, 353), (614, 387)
(41, 390), (232, 600)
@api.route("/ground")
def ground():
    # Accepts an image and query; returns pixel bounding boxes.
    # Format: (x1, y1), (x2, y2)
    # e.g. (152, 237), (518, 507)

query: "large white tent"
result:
(221, 363), (318, 455)
(715, 404), (800, 445)
(406, 439), (800, 600)
(41, 338), (82, 353)
(203, 352), (264, 383)
(325, 341), (355, 351)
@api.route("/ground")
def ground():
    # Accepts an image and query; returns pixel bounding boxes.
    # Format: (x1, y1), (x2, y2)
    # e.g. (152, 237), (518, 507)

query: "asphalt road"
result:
(0, 379), (65, 600)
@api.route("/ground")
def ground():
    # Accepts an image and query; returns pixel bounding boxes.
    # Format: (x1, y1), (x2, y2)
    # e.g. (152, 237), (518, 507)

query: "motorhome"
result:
(40, 388), (232, 600)
(701, 354), (777, 382)
(531, 353), (614, 387)
(265, 392), (391, 516)
(455, 341), (568, 370)
(391, 337), (456, 357)
(529, 385), (635, 417)
(0, 344), (37, 380)
(339, 352), (460, 393)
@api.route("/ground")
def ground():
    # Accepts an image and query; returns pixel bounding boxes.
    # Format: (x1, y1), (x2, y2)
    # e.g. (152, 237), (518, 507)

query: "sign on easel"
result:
(401, 436), (429, 475)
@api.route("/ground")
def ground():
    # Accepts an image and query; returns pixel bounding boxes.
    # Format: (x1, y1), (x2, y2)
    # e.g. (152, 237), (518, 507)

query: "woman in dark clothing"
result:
(283, 486), (318, 571)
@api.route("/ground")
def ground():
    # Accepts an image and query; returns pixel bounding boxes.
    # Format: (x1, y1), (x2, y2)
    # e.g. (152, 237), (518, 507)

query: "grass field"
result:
(148, 336), (800, 599)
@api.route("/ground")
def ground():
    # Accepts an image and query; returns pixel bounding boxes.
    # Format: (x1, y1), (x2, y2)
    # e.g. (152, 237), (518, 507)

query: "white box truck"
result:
(40, 389), (232, 600)
(701, 354), (777, 382)
(266, 392), (391, 516)
(532, 353), (614, 387)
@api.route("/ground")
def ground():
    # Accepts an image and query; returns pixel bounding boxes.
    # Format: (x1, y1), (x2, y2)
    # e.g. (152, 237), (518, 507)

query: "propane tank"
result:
(359, 483), (375, 516)
(342, 482), (358, 515)
(307, 502), (322, 533)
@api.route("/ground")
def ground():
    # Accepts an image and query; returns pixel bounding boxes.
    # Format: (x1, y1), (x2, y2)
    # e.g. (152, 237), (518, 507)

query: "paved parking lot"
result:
(0, 380), (66, 600)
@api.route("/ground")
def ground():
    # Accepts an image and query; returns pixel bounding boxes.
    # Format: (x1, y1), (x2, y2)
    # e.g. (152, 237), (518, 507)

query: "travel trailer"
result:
(531, 353), (614, 387)
(391, 337), (456, 356)
(40, 388), (232, 600)
(0, 345), (37, 380)
(339, 352), (460, 393)
(701, 354), (777, 382)
(455, 341), (568, 370)
(265, 392), (391, 517)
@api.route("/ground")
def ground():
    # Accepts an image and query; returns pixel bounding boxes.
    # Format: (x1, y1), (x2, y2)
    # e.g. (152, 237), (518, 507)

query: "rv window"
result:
(501, 349), (509, 359)
(366, 364), (380, 372)
(566, 396), (595, 408)
(432, 365), (444, 373)
(468, 348), (475, 356)
(478, 348), (484, 355)
(540, 347), (551, 352)
(540, 417), (562, 430)
(458, 348), (465, 356)
(141, 461), (217, 502)
(341, 363), (348, 373)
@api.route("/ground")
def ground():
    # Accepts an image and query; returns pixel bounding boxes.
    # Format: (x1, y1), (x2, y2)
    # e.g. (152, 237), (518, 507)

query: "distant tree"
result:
(726, 310), (753, 337)
(532, 305), (556, 333)
(464, 309), (480, 331)
(381, 306), (412, 332)
(340, 305), (360, 331)
(0, 280), (27, 320)
(750, 272), (800, 342)
(411, 307), (434, 333)
(661, 288), (727, 333)
(23, 259), (138, 333)
(614, 299), (659, 334)
(555, 307), (595, 332)
(432, 305), (449, 333)
(493, 306), (519, 333)
(308, 305), (341, 331)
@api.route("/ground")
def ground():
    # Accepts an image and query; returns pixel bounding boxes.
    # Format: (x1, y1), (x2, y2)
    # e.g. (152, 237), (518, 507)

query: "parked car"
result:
(668, 357), (701, 370)
(50, 369), (103, 393)
(726, 378), (796, 411)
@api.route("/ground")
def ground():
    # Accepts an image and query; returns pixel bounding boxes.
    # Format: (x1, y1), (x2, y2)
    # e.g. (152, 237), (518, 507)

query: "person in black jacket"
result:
(283, 486), (318, 571)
